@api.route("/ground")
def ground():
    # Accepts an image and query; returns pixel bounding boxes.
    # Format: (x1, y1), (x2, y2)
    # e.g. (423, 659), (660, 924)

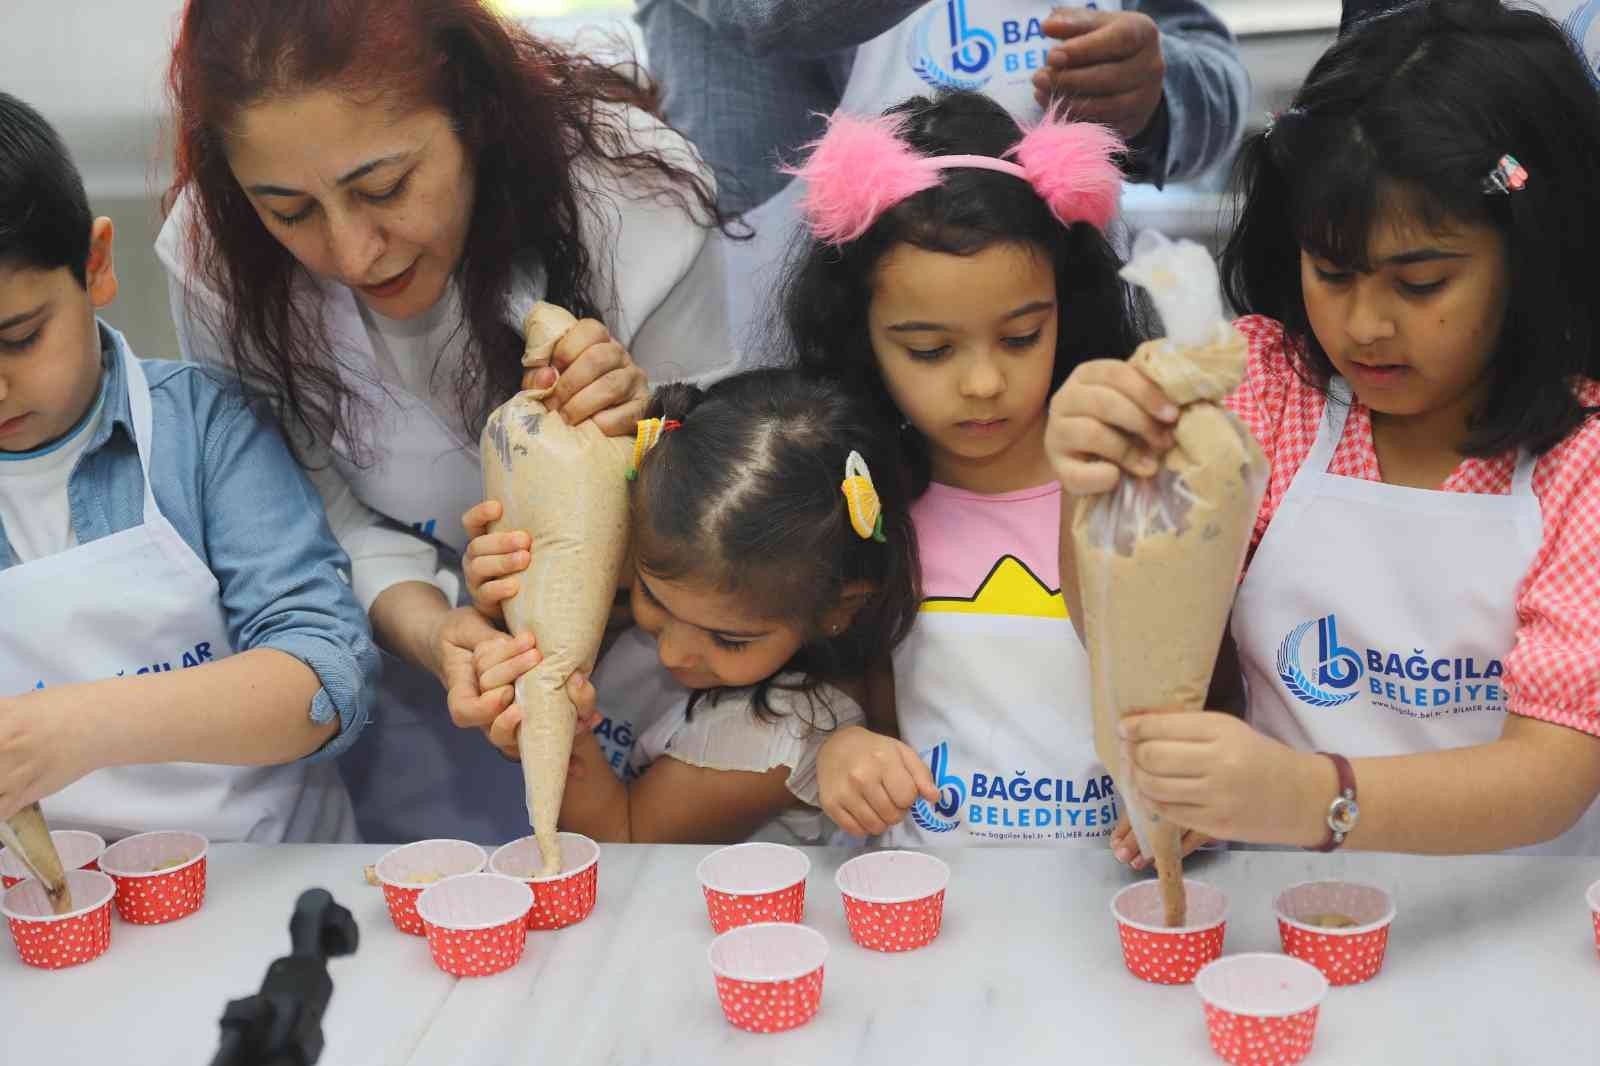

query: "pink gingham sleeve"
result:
(1504, 382), (1600, 736)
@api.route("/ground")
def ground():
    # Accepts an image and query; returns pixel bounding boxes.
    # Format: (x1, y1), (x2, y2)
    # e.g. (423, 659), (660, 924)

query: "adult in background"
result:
(635, 1), (1248, 350)
(156, 0), (727, 844)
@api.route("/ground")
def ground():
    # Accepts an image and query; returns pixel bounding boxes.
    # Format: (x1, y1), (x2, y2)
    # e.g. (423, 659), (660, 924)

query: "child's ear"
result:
(85, 217), (118, 309)
(820, 580), (875, 635)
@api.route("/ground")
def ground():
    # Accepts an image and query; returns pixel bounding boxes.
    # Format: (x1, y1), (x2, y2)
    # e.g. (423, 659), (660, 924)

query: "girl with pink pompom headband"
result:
(786, 107), (1126, 245)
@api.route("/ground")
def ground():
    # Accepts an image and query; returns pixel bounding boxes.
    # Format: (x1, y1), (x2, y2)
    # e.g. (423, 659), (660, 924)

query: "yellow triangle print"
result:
(922, 555), (1068, 619)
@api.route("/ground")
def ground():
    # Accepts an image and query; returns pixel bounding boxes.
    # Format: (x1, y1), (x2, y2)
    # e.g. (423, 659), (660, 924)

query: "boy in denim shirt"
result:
(0, 92), (377, 842)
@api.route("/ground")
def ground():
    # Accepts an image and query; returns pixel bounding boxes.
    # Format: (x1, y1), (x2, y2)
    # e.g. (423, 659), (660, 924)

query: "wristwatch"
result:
(1311, 752), (1358, 852)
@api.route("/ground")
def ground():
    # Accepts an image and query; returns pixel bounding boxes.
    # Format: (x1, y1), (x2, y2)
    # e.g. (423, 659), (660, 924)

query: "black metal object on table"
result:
(209, 888), (359, 1066)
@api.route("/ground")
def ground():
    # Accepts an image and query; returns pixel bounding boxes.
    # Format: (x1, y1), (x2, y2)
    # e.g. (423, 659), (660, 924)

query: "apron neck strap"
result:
(1308, 377), (1355, 473)
(116, 344), (161, 524)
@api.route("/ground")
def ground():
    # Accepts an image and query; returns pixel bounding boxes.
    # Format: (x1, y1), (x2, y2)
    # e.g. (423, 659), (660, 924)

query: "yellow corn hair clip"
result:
(841, 450), (887, 543)
(627, 418), (680, 481)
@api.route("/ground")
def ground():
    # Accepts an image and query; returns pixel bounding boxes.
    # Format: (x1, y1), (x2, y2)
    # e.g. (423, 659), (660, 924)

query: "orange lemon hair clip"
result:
(627, 417), (681, 480)
(841, 450), (887, 543)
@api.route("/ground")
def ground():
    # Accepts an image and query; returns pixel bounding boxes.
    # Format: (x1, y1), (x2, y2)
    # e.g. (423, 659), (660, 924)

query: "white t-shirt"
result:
(626, 675), (864, 846)
(0, 385), (106, 563)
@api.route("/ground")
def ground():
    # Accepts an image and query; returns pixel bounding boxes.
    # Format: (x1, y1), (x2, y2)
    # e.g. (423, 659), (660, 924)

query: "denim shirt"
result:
(0, 323), (377, 763)
(635, 0), (1250, 212)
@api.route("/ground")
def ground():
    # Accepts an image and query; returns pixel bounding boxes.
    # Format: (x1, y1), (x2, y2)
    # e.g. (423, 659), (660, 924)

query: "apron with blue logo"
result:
(1232, 378), (1600, 855)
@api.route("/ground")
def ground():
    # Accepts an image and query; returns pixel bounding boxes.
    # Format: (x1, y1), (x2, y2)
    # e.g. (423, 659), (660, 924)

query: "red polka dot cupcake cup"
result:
(1587, 879), (1600, 960)
(708, 922), (829, 1033)
(415, 873), (533, 978)
(374, 838), (487, 936)
(98, 831), (209, 925)
(2, 869), (116, 970)
(1274, 880), (1396, 986)
(1111, 878), (1228, 984)
(489, 833), (600, 931)
(696, 842), (810, 934)
(1195, 953), (1330, 1066)
(834, 850), (950, 953)
(0, 829), (105, 889)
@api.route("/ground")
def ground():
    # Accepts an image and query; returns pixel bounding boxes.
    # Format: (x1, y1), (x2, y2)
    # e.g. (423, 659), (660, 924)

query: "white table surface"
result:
(3, 843), (1596, 1065)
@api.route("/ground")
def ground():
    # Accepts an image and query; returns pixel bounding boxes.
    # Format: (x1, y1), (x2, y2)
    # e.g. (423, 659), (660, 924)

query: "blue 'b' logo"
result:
(1278, 614), (1363, 708)
(910, 742), (966, 833)
(909, 1), (997, 91)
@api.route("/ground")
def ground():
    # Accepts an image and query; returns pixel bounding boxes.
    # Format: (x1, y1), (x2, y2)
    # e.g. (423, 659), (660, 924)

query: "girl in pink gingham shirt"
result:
(1050, 0), (1600, 856)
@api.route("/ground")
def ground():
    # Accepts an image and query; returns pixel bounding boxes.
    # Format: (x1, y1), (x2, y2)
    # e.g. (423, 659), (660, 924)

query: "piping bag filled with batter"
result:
(1072, 231), (1267, 926)
(481, 303), (633, 876)
(0, 803), (72, 914)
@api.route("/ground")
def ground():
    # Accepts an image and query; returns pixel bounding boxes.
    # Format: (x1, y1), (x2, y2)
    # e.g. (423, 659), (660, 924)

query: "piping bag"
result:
(0, 803), (73, 914)
(1072, 232), (1267, 926)
(480, 303), (632, 876)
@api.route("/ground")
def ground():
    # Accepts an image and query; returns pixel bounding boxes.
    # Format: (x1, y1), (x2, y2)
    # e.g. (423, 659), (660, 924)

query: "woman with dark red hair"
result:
(155, 0), (729, 843)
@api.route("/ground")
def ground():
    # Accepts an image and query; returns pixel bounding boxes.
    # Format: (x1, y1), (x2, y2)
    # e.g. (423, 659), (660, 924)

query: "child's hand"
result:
(461, 500), (532, 622)
(1118, 709), (1327, 847)
(1046, 359), (1181, 494)
(1108, 810), (1214, 870)
(0, 691), (91, 821)
(817, 726), (940, 837)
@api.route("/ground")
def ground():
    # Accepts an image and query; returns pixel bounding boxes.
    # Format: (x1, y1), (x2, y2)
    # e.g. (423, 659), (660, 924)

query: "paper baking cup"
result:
(1275, 880), (1396, 985)
(374, 839), (487, 935)
(835, 850), (950, 952)
(1195, 953), (1329, 1066)
(2, 869), (116, 969)
(1588, 879), (1600, 959)
(489, 833), (599, 930)
(1111, 879), (1228, 984)
(415, 873), (533, 977)
(696, 843), (809, 934)
(98, 831), (209, 925)
(708, 922), (828, 1033)
(0, 830), (105, 889)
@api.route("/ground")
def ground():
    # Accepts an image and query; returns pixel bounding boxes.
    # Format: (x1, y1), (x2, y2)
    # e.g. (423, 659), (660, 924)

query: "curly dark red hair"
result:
(165, 0), (723, 453)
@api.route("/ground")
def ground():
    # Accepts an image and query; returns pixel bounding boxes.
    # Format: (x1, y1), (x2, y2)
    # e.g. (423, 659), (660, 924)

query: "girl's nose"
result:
(960, 352), (1004, 398)
(1345, 284), (1397, 347)
(655, 624), (697, 672)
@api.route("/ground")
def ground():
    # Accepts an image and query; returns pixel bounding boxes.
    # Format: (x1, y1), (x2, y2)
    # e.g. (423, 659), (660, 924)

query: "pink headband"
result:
(785, 109), (1125, 245)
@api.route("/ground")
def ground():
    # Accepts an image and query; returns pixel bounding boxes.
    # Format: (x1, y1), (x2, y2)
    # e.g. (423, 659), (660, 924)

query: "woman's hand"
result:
(461, 500), (531, 622)
(0, 689), (94, 821)
(1107, 809), (1214, 870)
(816, 725), (940, 837)
(521, 318), (648, 437)
(433, 604), (518, 737)
(1046, 359), (1180, 495)
(1118, 709), (1328, 847)
(473, 667), (605, 764)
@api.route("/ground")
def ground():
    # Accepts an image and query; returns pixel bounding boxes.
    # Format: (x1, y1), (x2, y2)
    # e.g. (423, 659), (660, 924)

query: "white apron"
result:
(882, 583), (1115, 848)
(0, 348), (353, 843)
(1232, 379), (1600, 855)
(728, 0), (1119, 358)
(319, 287), (673, 843)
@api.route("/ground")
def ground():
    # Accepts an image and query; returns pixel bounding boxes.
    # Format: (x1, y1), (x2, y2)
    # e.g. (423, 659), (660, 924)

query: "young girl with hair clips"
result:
(778, 89), (1159, 848)
(466, 369), (920, 844)
(1052, 0), (1600, 856)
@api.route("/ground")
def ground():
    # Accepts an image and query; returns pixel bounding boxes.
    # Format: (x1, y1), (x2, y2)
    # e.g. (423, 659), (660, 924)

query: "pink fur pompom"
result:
(786, 112), (942, 245)
(1009, 115), (1125, 232)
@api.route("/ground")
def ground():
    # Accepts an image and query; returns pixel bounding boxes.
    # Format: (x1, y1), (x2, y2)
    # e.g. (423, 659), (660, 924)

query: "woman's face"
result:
(225, 90), (475, 321)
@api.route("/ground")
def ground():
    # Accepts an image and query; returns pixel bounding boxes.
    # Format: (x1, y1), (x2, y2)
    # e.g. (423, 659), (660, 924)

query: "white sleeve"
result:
(656, 682), (865, 808)
(575, 105), (737, 385)
(156, 196), (448, 612)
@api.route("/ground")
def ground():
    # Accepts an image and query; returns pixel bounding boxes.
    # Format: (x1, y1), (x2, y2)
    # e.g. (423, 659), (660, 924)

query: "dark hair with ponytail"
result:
(632, 368), (920, 722)
(1222, 0), (1600, 456)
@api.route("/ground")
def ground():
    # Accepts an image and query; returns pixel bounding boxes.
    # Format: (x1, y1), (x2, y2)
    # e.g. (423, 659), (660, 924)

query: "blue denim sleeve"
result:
(1134, 0), (1251, 183)
(194, 387), (379, 764)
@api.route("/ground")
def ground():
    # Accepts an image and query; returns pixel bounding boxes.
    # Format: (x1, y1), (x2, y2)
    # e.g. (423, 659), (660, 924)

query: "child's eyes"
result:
(1312, 266), (1352, 285)
(0, 328), (41, 353)
(905, 344), (951, 361)
(710, 633), (754, 652)
(1398, 278), (1447, 296)
(1002, 330), (1043, 350)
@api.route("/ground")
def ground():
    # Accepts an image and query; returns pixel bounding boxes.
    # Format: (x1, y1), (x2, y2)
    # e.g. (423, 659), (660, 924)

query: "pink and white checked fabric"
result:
(1228, 316), (1600, 737)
